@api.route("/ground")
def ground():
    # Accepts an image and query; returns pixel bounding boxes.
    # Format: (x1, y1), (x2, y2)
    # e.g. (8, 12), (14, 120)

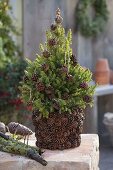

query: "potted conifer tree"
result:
(21, 9), (96, 150)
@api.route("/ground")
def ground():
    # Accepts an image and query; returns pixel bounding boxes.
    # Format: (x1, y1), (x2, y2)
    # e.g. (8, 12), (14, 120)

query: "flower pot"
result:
(94, 59), (110, 85)
(32, 111), (84, 150)
(110, 70), (113, 84)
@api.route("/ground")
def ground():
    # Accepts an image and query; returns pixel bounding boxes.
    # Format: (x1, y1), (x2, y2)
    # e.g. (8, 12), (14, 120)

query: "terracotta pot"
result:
(110, 70), (113, 84)
(32, 111), (84, 150)
(94, 59), (110, 85)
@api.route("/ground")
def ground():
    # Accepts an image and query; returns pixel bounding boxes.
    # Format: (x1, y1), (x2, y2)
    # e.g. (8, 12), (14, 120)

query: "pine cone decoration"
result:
(54, 119), (62, 126)
(65, 141), (71, 148)
(83, 95), (92, 103)
(74, 107), (83, 114)
(71, 54), (78, 66)
(62, 93), (69, 100)
(53, 101), (60, 110)
(8, 122), (33, 136)
(27, 100), (33, 106)
(32, 109), (40, 117)
(0, 122), (7, 134)
(31, 73), (38, 82)
(61, 117), (68, 126)
(48, 93), (55, 100)
(45, 86), (54, 95)
(33, 111), (84, 150)
(55, 8), (63, 24)
(60, 65), (68, 75)
(79, 82), (88, 89)
(42, 63), (49, 72)
(48, 38), (57, 46)
(66, 74), (73, 82)
(47, 118), (55, 126)
(36, 82), (45, 92)
(51, 24), (57, 31)
(23, 75), (29, 82)
(42, 50), (50, 58)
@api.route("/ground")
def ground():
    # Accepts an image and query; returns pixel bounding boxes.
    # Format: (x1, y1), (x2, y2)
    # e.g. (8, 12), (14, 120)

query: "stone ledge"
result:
(0, 134), (99, 170)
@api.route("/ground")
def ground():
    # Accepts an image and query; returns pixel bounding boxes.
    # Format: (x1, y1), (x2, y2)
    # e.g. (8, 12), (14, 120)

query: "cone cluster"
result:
(32, 111), (84, 150)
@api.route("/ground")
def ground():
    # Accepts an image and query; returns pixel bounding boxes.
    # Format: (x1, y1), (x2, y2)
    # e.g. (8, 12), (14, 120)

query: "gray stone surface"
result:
(0, 134), (99, 170)
(99, 145), (113, 170)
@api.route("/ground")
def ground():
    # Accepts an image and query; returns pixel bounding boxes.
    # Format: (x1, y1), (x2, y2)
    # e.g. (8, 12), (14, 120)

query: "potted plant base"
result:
(32, 111), (84, 150)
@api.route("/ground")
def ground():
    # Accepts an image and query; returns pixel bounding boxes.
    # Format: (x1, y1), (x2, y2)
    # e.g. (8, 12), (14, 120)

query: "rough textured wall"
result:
(92, 0), (113, 71)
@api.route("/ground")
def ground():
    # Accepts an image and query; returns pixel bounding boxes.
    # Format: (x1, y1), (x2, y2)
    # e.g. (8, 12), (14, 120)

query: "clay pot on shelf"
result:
(94, 59), (110, 85)
(110, 70), (113, 84)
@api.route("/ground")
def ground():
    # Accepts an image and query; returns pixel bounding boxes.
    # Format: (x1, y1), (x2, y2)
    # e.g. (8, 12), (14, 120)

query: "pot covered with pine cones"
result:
(20, 8), (96, 150)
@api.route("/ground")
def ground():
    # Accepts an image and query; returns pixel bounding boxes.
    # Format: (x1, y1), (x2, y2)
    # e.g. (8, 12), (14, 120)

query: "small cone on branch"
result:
(66, 74), (73, 82)
(51, 24), (57, 31)
(60, 65), (68, 75)
(62, 93), (69, 100)
(79, 82), (88, 89)
(23, 75), (29, 82)
(71, 54), (78, 66)
(41, 63), (49, 72)
(42, 50), (50, 58)
(48, 38), (57, 46)
(31, 73), (38, 82)
(53, 100), (60, 110)
(55, 8), (63, 24)
(27, 100), (33, 106)
(45, 86), (54, 95)
(83, 95), (92, 103)
(36, 82), (45, 92)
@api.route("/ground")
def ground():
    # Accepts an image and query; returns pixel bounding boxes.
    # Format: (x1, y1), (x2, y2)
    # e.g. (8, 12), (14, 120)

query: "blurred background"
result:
(0, 0), (113, 169)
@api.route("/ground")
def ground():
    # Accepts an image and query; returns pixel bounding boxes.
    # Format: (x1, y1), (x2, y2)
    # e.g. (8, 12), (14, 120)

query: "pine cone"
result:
(23, 75), (29, 82)
(71, 54), (78, 66)
(48, 93), (55, 100)
(74, 107), (84, 114)
(54, 119), (62, 126)
(48, 38), (57, 46)
(45, 86), (54, 95)
(51, 24), (57, 31)
(69, 121), (78, 129)
(79, 82), (88, 89)
(32, 109), (40, 117)
(47, 117), (55, 126)
(36, 82), (45, 92)
(61, 117), (68, 126)
(60, 65), (68, 75)
(55, 8), (63, 24)
(65, 141), (71, 148)
(62, 93), (69, 100)
(27, 100), (33, 106)
(0, 122), (7, 134)
(31, 73), (38, 82)
(83, 95), (92, 103)
(8, 122), (33, 136)
(42, 63), (49, 72)
(42, 50), (50, 58)
(53, 101), (60, 110)
(66, 74), (73, 82)
(55, 16), (63, 24)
